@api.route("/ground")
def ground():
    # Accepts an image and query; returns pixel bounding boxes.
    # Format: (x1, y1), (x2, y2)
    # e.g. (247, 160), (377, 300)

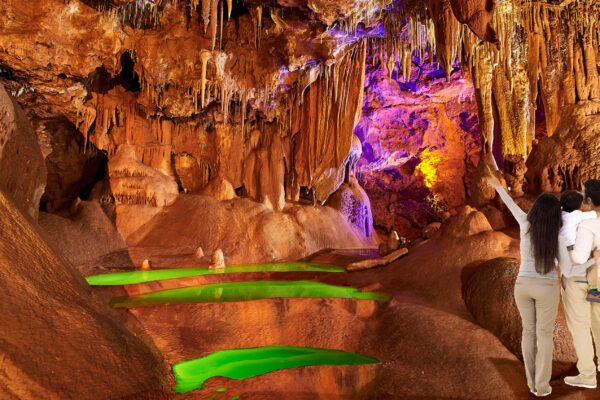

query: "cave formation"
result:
(1, 0), (600, 398)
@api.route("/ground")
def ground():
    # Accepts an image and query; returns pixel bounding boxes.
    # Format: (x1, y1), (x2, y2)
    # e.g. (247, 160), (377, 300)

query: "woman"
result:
(489, 176), (569, 397)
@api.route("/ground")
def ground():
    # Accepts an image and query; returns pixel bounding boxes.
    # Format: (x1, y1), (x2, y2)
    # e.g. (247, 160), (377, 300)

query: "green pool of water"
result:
(173, 345), (379, 394)
(109, 280), (390, 308)
(85, 262), (344, 286)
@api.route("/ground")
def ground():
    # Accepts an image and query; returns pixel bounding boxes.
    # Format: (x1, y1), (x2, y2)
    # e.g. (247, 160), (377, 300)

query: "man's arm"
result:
(570, 223), (595, 265)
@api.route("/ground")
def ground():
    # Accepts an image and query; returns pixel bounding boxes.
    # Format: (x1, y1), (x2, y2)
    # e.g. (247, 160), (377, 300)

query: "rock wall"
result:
(526, 100), (600, 193)
(0, 188), (170, 398)
(356, 49), (480, 238)
(0, 83), (46, 219)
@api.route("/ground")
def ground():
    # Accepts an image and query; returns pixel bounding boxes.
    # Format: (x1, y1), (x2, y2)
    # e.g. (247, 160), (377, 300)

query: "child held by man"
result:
(560, 190), (600, 301)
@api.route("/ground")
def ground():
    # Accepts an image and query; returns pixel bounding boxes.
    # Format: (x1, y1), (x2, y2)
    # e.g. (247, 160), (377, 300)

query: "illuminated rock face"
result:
(356, 56), (480, 239)
(526, 101), (600, 193)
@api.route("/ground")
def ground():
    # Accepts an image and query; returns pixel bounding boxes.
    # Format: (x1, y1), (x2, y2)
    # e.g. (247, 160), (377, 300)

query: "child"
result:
(559, 190), (599, 299)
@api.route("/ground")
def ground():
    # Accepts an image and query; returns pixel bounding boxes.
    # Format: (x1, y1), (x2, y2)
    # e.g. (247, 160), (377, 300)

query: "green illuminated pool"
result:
(85, 262), (344, 286)
(109, 280), (390, 307)
(173, 345), (379, 394)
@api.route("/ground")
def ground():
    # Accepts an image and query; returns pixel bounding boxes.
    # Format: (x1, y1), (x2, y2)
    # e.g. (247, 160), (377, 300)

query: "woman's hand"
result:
(488, 175), (502, 189)
(593, 248), (600, 262)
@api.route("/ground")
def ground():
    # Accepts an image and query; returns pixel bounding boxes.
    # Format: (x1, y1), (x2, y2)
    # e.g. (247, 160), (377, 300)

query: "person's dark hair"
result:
(560, 190), (584, 213)
(584, 180), (600, 207)
(527, 193), (562, 275)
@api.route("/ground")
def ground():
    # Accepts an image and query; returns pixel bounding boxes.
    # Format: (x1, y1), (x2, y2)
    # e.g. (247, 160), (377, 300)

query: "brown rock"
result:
(129, 195), (370, 265)
(326, 177), (373, 239)
(38, 199), (130, 275)
(141, 259), (151, 270)
(479, 204), (506, 231)
(449, 0), (499, 45)
(108, 144), (179, 239)
(0, 188), (169, 398)
(442, 205), (492, 237)
(202, 176), (236, 201)
(0, 83), (46, 218)
(210, 248), (226, 269)
(422, 222), (441, 239)
(527, 100), (600, 192)
(462, 257), (576, 375)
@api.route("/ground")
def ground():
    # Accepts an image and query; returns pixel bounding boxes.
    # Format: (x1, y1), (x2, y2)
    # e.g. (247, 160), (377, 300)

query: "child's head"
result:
(560, 190), (584, 213)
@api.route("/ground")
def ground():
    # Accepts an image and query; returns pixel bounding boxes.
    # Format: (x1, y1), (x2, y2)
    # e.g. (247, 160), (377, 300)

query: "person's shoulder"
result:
(579, 215), (600, 230)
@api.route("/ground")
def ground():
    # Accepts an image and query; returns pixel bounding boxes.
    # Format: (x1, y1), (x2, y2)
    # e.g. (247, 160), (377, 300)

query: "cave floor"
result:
(89, 244), (600, 399)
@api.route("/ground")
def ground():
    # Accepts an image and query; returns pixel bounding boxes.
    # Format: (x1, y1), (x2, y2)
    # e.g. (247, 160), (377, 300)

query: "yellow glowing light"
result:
(416, 148), (444, 189)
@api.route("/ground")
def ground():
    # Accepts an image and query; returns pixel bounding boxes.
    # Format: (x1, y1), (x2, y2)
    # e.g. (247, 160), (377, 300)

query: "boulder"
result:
(0, 83), (46, 218)
(202, 176), (236, 201)
(462, 257), (576, 375)
(441, 205), (492, 238)
(422, 222), (441, 239)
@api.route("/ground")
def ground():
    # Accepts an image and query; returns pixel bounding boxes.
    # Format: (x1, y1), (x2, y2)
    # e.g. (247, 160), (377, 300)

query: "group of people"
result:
(489, 177), (600, 397)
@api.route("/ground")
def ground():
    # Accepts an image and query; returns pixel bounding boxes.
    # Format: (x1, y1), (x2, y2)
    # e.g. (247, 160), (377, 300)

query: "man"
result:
(563, 179), (600, 389)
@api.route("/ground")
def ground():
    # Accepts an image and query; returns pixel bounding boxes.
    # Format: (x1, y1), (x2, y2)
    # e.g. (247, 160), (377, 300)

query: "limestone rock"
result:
(0, 83), (46, 219)
(378, 230), (404, 257)
(202, 176), (236, 201)
(326, 177), (373, 239)
(0, 188), (169, 398)
(422, 222), (441, 239)
(442, 205), (492, 238)
(39, 116), (106, 212)
(479, 204), (506, 231)
(462, 257), (576, 375)
(449, 0), (499, 45)
(194, 246), (205, 259)
(210, 249), (225, 269)
(129, 195), (370, 265)
(141, 259), (151, 270)
(527, 101), (600, 193)
(108, 144), (179, 239)
(38, 199), (130, 274)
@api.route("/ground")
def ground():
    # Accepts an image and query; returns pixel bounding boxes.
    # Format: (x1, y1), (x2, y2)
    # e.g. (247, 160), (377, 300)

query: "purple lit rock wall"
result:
(355, 48), (481, 240)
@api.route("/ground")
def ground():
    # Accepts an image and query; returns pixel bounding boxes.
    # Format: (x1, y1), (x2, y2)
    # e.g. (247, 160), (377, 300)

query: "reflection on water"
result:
(109, 280), (390, 307)
(86, 262), (345, 286)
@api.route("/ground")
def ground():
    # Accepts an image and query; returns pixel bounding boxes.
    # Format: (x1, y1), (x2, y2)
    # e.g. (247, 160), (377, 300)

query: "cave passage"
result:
(172, 345), (379, 394)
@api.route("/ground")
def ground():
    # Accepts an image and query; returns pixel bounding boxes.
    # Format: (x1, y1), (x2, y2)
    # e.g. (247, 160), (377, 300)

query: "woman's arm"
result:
(494, 186), (528, 226)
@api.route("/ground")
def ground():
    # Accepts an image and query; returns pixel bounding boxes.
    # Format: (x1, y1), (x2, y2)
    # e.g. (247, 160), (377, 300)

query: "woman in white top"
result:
(489, 176), (570, 397)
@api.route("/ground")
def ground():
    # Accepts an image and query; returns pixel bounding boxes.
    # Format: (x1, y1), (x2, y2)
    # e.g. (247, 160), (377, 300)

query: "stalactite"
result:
(429, 0), (461, 81)
(256, 6), (263, 49)
(219, 0), (223, 51)
(210, 0), (219, 50)
(200, 50), (211, 109)
(202, 0), (211, 33)
(226, 0), (232, 20)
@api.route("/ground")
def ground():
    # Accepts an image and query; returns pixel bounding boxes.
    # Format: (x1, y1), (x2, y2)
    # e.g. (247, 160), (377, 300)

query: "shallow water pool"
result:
(173, 345), (379, 393)
(109, 280), (390, 307)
